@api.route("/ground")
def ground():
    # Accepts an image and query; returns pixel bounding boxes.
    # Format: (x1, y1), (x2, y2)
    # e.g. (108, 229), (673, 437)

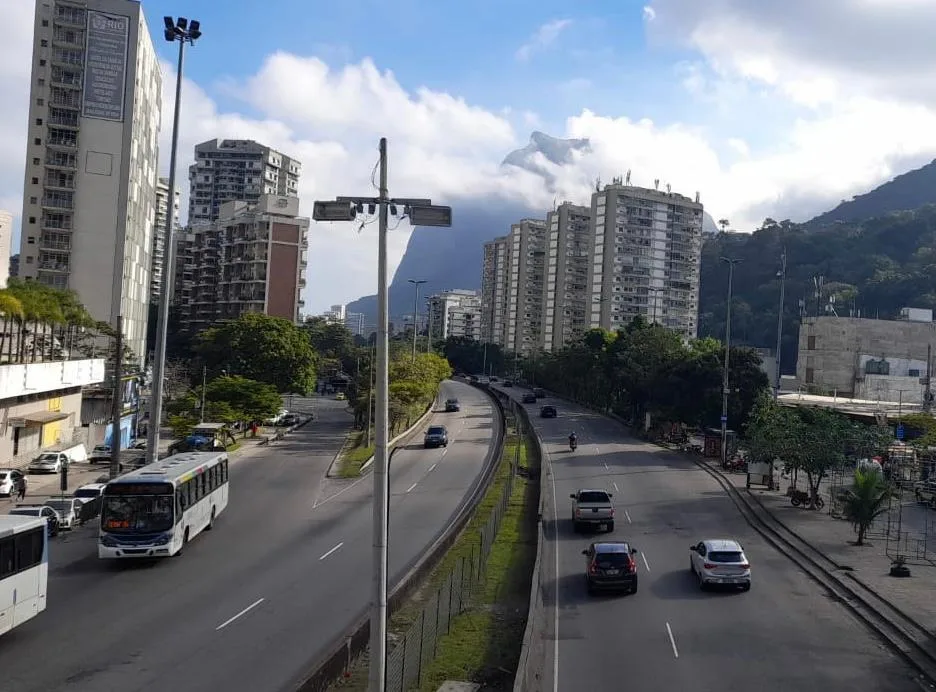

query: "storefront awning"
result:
(22, 411), (70, 425)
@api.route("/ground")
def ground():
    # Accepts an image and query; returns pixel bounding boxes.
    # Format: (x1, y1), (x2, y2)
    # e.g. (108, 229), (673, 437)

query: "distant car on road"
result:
(570, 489), (615, 532)
(89, 444), (112, 464)
(424, 425), (449, 449)
(689, 538), (751, 591)
(335, 392), (347, 401)
(540, 405), (557, 418)
(583, 541), (639, 595)
(444, 398), (460, 412)
(522, 392), (537, 404)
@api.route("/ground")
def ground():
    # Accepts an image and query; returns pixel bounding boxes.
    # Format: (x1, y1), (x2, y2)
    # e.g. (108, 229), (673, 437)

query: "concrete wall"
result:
(0, 359), (105, 399)
(0, 390), (82, 467)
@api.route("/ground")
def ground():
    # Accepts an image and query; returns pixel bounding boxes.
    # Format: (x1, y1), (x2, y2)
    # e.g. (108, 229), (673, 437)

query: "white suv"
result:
(689, 538), (751, 591)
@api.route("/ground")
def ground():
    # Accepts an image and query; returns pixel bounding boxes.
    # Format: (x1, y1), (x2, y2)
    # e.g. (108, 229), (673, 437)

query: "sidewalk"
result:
(693, 453), (936, 631)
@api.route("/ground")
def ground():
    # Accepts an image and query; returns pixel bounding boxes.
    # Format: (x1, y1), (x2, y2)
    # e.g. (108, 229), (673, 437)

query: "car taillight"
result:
(703, 563), (716, 570)
(739, 563), (750, 569)
(609, 508), (615, 517)
(627, 558), (637, 573)
(588, 561), (598, 575)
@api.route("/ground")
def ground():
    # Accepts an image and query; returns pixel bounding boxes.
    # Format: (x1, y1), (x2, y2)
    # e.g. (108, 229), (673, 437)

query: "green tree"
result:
(196, 312), (317, 393)
(842, 468), (893, 545)
(205, 375), (282, 423)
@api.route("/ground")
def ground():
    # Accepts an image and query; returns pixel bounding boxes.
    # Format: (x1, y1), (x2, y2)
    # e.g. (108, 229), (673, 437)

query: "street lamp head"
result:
(719, 256), (742, 265)
(409, 205), (453, 228)
(163, 16), (202, 43)
(312, 200), (357, 222)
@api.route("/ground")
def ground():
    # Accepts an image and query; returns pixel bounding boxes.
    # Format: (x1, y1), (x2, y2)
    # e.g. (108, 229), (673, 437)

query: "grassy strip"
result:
(336, 429), (376, 478)
(332, 416), (539, 690)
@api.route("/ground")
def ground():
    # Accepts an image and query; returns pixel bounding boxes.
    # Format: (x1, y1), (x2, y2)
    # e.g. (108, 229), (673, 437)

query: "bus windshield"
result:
(102, 494), (174, 533)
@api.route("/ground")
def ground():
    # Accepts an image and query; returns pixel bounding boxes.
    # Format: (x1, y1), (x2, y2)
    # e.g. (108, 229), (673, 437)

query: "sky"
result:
(4, 0), (936, 314)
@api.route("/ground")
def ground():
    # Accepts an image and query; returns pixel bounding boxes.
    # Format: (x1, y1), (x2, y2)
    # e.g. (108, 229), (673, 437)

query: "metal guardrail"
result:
(293, 381), (508, 692)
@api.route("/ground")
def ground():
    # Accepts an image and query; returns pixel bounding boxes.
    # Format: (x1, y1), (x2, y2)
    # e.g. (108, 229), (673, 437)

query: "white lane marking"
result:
(641, 552), (651, 572)
(428, 463), (437, 472)
(313, 475), (367, 509)
(666, 622), (679, 659)
(612, 481), (619, 493)
(406, 482), (418, 493)
(624, 510), (632, 524)
(319, 542), (344, 560)
(441, 448), (448, 457)
(216, 598), (265, 631)
(603, 462), (609, 471)
(594, 446), (599, 454)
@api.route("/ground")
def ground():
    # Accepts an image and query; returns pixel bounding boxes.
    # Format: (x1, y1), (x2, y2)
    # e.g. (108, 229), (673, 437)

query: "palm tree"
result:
(842, 468), (893, 545)
(0, 289), (24, 363)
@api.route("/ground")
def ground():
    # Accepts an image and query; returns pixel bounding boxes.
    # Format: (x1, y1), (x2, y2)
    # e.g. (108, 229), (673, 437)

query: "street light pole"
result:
(312, 142), (452, 692)
(408, 279), (426, 363)
(774, 250), (787, 400)
(425, 298), (433, 355)
(720, 257), (742, 468)
(145, 16), (201, 466)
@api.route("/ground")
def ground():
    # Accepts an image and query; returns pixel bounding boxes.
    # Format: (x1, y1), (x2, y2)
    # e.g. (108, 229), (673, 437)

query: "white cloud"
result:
(515, 19), (573, 62)
(5, 3), (936, 314)
(642, 6), (657, 22)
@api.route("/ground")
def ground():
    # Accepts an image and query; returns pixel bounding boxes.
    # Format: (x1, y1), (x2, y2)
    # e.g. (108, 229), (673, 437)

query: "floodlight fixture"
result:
(409, 205), (452, 228)
(313, 201), (357, 222)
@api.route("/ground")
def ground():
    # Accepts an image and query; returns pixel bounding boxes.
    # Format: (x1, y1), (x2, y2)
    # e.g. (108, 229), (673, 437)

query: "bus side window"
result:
(0, 536), (14, 578)
(223, 460), (228, 482)
(178, 487), (187, 512)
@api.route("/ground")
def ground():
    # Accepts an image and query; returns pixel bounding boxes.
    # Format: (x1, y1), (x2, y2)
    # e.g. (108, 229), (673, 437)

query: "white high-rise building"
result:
(428, 289), (481, 341)
(0, 210), (13, 289)
(587, 181), (703, 338)
(19, 0), (162, 368)
(188, 139), (301, 227)
(505, 219), (547, 355)
(481, 236), (509, 346)
(542, 202), (591, 351)
(152, 176), (180, 305)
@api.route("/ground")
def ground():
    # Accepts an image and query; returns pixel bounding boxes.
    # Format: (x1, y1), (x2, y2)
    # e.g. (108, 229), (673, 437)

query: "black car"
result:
(444, 398), (460, 412)
(540, 405), (557, 418)
(522, 393), (537, 404)
(424, 425), (449, 448)
(583, 541), (639, 594)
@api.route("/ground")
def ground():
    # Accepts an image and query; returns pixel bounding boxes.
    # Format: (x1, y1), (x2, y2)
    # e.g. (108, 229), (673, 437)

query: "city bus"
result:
(99, 451), (229, 559)
(0, 515), (48, 636)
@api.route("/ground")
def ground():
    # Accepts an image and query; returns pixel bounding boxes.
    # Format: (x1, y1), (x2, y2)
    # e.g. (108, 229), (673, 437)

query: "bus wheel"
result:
(176, 527), (190, 556)
(207, 507), (216, 530)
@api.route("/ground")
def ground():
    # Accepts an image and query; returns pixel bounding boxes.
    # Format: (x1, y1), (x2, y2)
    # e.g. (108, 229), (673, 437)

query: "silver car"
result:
(689, 538), (751, 591)
(43, 498), (82, 529)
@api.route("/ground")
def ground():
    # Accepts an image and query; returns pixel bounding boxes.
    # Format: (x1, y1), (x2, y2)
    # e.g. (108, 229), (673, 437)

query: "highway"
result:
(1, 380), (500, 692)
(491, 383), (924, 692)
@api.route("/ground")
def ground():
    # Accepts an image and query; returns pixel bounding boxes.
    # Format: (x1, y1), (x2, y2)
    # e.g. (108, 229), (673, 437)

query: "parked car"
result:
(89, 444), (112, 463)
(570, 489), (615, 532)
(424, 425), (449, 449)
(444, 398), (460, 412)
(281, 412), (302, 427)
(0, 468), (26, 498)
(540, 405), (557, 419)
(522, 393), (537, 404)
(28, 451), (70, 474)
(9, 505), (60, 536)
(43, 498), (83, 529)
(689, 538), (751, 591)
(583, 541), (639, 594)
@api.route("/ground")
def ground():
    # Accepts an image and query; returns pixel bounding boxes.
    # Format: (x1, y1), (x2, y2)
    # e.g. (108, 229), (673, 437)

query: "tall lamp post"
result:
(145, 16), (202, 466)
(425, 296), (434, 355)
(774, 250), (787, 400)
(312, 142), (452, 692)
(720, 256), (742, 468)
(408, 279), (426, 362)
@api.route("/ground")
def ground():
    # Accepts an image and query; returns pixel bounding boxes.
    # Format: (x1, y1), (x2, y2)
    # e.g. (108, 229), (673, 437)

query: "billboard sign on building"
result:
(83, 11), (130, 122)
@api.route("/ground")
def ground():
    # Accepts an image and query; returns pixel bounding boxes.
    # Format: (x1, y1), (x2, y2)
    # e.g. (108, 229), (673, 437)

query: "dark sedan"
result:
(540, 405), (557, 418)
(424, 425), (449, 448)
(522, 393), (537, 404)
(583, 541), (639, 594)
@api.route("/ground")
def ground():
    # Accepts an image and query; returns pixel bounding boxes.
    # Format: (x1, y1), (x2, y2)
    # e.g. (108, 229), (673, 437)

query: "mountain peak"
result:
(502, 130), (591, 173)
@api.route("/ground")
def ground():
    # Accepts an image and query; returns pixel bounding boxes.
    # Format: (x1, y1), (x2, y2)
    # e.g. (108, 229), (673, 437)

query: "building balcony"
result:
(39, 235), (70, 252)
(45, 152), (78, 169)
(52, 29), (85, 48)
(45, 135), (79, 150)
(41, 196), (74, 211)
(54, 6), (86, 27)
(37, 259), (70, 272)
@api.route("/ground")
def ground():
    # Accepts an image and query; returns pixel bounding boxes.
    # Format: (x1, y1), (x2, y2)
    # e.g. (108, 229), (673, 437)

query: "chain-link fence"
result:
(384, 414), (521, 692)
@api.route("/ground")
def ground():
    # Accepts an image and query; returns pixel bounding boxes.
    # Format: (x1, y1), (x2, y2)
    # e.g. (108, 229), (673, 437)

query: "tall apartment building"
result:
(152, 176), (180, 304)
(0, 210), (13, 289)
(188, 139), (301, 226)
(19, 0), (162, 368)
(481, 236), (509, 346)
(428, 289), (481, 341)
(344, 311), (365, 336)
(322, 304), (345, 323)
(174, 195), (308, 333)
(587, 181), (703, 338)
(542, 202), (591, 351)
(505, 219), (547, 354)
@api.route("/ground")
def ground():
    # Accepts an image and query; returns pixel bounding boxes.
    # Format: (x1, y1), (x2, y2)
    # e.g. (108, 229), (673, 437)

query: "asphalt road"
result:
(491, 384), (924, 692)
(0, 381), (500, 692)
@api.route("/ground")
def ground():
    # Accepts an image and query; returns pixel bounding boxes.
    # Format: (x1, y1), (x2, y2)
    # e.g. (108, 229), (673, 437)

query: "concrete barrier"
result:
(292, 382), (507, 692)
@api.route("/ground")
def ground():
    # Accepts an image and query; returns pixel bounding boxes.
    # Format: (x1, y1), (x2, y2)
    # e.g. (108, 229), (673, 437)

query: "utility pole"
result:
(365, 341), (375, 448)
(408, 279), (426, 363)
(925, 344), (933, 414)
(720, 257), (742, 468)
(774, 249), (787, 400)
(426, 299), (433, 355)
(313, 140), (452, 692)
(109, 316), (123, 480)
(199, 365), (208, 423)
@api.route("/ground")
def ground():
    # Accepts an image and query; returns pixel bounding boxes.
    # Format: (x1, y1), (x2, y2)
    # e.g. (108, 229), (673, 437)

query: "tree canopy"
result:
(525, 319), (769, 431)
(195, 312), (317, 394)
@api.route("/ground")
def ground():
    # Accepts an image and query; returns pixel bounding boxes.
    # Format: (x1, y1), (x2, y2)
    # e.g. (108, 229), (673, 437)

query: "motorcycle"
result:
(790, 488), (825, 510)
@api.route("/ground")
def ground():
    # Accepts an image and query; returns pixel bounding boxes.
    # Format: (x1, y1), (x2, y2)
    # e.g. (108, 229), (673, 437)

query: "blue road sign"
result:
(896, 423), (905, 441)
(720, 415), (728, 423)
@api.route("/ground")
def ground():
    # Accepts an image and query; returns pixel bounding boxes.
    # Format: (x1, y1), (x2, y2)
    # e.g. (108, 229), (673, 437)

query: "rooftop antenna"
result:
(654, 179), (660, 190)
(625, 170), (631, 185)
(695, 191), (700, 204)
(594, 175), (602, 192)
(552, 196), (557, 211)
(666, 183), (671, 194)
